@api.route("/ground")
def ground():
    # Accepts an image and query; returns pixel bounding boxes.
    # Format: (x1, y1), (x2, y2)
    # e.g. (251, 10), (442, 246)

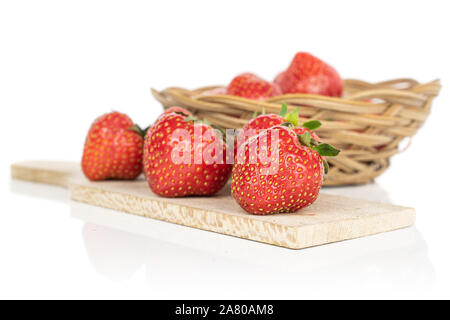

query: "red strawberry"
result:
(82, 111), (145, 181)
(235, 104), (320, 154)
(275, 52), (343, 97)
(232, 123), (339, 215)
(236, 113), (285, 149)
(150, 107), (192, 138)
(144, 109), (232, 197)
(227, 73), (282, 100)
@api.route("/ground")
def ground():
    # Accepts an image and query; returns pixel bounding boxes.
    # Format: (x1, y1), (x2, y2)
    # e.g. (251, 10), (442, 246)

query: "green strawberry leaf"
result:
(298, 131), (311, 147)
(252, 111), (259, 118)
(312, 144), (340, 157)
(279, 103), (288, 117)
(183, 115), (199, 122)
(323, 159), (330, 174)
(285, 107), (299, 126)
(302, 120), (322, 130)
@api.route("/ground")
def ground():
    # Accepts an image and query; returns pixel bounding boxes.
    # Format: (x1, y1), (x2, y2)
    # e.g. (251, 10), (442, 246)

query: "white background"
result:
(1, 0), (449, 299)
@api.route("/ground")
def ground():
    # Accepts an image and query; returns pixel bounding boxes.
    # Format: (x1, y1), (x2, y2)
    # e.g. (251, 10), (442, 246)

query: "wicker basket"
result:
(151, 78), (441, 186)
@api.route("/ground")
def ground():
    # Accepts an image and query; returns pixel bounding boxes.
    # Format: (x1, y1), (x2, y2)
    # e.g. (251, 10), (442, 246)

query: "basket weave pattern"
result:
(152, 79), (441, 186)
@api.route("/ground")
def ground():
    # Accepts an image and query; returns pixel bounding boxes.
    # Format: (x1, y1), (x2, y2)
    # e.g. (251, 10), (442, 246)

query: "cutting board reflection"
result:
(11, 161), (415, 249)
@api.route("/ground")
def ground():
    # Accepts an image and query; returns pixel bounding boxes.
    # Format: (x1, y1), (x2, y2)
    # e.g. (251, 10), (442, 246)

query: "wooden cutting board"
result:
(11, 161), (415, 249)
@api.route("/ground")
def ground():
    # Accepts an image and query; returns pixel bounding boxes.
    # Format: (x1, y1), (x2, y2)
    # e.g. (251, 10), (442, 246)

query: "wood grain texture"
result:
(11, 161), (415, 249)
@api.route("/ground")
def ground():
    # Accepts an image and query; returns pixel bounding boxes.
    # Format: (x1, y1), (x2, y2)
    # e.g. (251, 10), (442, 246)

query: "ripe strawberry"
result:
(239, 113), (285, 141)
(275, 52), (343, 97)
(232, 122), (339, 215)
(235, 104), (320, 154)
(235, 113), (285, 154)
(226, 73), (282, 100)
(150, 107), (193, 138)
(144, 109), (232, 197)
(82, 112), (145, 181)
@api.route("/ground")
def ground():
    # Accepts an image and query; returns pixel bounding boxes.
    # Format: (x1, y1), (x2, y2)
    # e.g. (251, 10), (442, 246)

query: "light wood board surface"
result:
(11, 161), (415, 249)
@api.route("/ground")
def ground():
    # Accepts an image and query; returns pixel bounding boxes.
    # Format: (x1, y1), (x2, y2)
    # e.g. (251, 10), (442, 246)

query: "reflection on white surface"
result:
(9, 180), (69, 203)
(72, 197), (435, 299)
(8, 179), (435, 298)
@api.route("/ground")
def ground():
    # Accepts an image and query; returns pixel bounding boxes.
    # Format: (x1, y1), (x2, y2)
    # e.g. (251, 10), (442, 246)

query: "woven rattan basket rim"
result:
(151, 78), (441, 186)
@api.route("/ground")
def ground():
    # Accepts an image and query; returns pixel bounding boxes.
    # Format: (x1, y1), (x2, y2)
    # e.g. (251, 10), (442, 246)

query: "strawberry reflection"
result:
(75, 199), (435, 297)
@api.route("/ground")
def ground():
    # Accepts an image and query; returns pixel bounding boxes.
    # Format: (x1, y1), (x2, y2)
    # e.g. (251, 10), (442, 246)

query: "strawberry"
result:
(275, 52), (343, 97)
(226, 73), (282, 100)
(238, 113), (285, 142)
(82, 111), (145, 181)
(235, 113), (285, 155)
(232, 121), (339, 215)
(150, 107), (193, 137)
(144, 108), (232, 197)
(235, 104), (320, 154)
